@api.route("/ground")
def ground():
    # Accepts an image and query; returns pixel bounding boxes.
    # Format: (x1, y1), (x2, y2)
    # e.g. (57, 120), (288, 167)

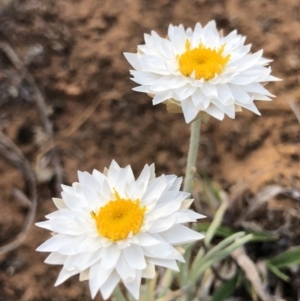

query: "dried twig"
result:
(244, 185), (300, 218)
(12, 187), (32, 207)
(0, 131), (37, 255)
(0, 41), (63, 194)
(232, 247), (277, 301)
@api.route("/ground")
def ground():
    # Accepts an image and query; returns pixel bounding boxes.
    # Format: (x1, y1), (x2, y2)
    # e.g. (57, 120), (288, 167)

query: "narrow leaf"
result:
(267, 246), (300, 268)
(204, 197), (229, 246)
(210, 274), (239, 301)
(266, 263), (290, 282)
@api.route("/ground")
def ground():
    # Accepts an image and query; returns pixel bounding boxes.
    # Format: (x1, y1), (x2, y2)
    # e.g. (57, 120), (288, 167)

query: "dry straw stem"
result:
(244, 185), (300, 218)
(0, 131), (37, 255)
(231, 247), (277, 301)
(155, 287), (185, 301)
(0, 41), (63, 194)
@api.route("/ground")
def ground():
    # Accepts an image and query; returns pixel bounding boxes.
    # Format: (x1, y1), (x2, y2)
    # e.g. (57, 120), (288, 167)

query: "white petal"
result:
(212, 101), (235, 119)
(123, 244), (146, 270)
(152, 91), (172, 105)
(231, 50), (263, 71)
(80, 185), (100, 209)
(152, 75), (187, 91)
(61, 184), (74, 195)
(243, 82), (274, 97)
(73, 249), (104, 271)
(100, 270), (120, 300)
(133, 85), (149, 92)
(61, 191), (87, 211)
(141, 175), (167, 206)
(72, 182), (85, 198)
(89, 260), (114, 298)
(202, 83), (218, 98)
(149, 163), (156, 180)
(238, 101), (261, 115)
(216, 84), (234, 105)
(174, 209), (206, 223)
(181, 98), (198, 123)
(52, 198), (67, 209)
(175, 85), (196, 100)
(192, 23), (203, 47)
(49, 217), (83, 235)
(58, 235), (92, 255)
(131, 70), (161, 85)
(36, 234), (73, 252)
(169, 177), (182, 191)
(250, 93), (271, 101)
(142, 263), (156, 279)
(143, 238), (184, 262)
(148, 214), (177, 233)
(79, 268), (90, 281)
(55, 267), (79, 286)
(205, 104), (225, 120)
(181, 198), (194, 209)
(77, 171), (101, 193)
(146, 257), (179, 271)
(160, 224), (205, 245)
(191, 89), (210, 110)
(114, 167), (131, 198)
(230, 75), (260, 85)
(101, 244), (121, 270)
(45, 252), (66, 265)
(203, 21), (219, 46)
(123, 270), (142, 300)
(92, 169), (106, 185)
(124, 52), (141, 70)
(106, 160), (121, 184)
(116, 254), (136, 282)
(102, 179), (113, 201)
(35, 220), (52, 230)
(137, 232), (160, 246)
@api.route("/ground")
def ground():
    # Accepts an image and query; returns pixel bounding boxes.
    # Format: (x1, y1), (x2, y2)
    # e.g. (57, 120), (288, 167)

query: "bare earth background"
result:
(0, 0), (300, 300)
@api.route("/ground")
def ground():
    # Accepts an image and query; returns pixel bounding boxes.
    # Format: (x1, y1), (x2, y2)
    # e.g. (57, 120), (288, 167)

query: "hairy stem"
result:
(183, 118), (201, 193)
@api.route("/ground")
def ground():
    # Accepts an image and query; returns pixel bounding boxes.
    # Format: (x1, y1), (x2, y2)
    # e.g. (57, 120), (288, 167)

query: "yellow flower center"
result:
(91, 192), (146, 241)
(178, 40), (230, 81)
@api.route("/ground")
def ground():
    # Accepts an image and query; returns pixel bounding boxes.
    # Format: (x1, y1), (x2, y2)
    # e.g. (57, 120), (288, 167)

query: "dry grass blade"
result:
(0, 131), (37, 255)
(0, 41), (63, 194)
(12, 187), (32, 207)
(246, 185), (285, 216)
(231, 247), (278, 301)
(244, 185), (300, 218)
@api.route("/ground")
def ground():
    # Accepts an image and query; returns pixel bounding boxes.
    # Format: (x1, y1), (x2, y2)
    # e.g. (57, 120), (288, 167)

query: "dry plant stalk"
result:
(0, 41), (63, 194)
(232, 247), (276, 301)
(0, 131), (37, 255)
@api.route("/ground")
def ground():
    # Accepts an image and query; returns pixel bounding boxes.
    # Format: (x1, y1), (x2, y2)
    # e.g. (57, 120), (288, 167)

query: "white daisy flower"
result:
(36, 160), (205, 300)
(124, 21), (280, 123)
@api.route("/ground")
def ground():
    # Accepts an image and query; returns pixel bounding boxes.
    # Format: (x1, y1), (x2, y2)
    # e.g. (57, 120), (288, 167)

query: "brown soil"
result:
(0, 0), (300, 300)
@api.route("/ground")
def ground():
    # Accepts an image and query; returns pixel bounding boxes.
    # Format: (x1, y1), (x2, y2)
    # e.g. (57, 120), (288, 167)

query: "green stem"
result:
(113, 284), (127, 301)
(183, 118), (201, 193)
